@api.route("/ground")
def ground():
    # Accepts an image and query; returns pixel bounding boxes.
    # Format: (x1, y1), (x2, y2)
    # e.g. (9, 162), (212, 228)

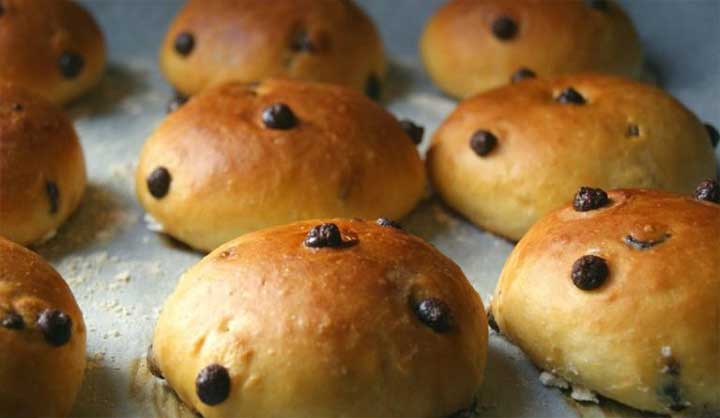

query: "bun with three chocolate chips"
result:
(149, 218), (488, 418)
(135, 79), (426, 252)
(420, 0), (642, 98)
(0, 0), (106, 104)
(490, 185), (720, 415)
(0, 237), (87, 417)
(0, 83), (86, 246)
(160, 0), (386, 99)
(427, 73), (717, 241)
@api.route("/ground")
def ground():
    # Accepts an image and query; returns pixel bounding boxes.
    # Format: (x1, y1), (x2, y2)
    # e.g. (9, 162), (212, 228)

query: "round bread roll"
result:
(0, 0), (106, 105)
(135, 79), (426, 252)
(420, 0), (642, 98)
(427, 74), (717, 241)
(160, 0), (386, 99)
(0, 237), (87, 417)
(150, 218), (487, 418)
(0, 83), (86, 246)
(490, 186), (720, 415)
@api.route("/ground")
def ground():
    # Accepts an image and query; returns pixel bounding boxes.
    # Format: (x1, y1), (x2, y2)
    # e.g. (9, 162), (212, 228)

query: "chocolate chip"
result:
(166, 93), (188, 113)
(414, 298), (454, 333)
(146, 345), (164, 379)
(705, 123), (719, 148)
(304, 223), (343, 248)
(11, 103), (23, 112)
(46, 181), (59, 214)
(376, 218), (402, 229)
(626, 124), (640, 137)
(624, 234), (670, 250)
(196, 364), (231, 406)
(556, 87), (586, 105)
(588, 0), (609, 10)
(491, 16), (518, 40)
(694, 179), (720, 203)
(0, 4), (4, 16)
(487, 310), (499, 333)
(571, 255), (609, 291)
(174, 32), (195, 56)
(511, 67), (536, 83)
(399, 119), (424, 145)
(365, 74), (382, 101)
(291, 31), (315, 52)
(262, 103), (297, 130)
(147, 167), (172, 199)
(1, 313), (24, 330)
(58, 52), (84, 79)
(469, 130), (498, 157)
(37, 309), (72, 346)
(573, 187), (609, 211)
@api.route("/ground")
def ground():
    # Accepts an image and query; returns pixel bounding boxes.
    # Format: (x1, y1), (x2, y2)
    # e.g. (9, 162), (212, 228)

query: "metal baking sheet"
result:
(31, 1), (719, 416)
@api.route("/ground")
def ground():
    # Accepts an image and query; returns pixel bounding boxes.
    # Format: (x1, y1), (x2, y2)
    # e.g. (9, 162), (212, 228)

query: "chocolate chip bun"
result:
(420, 0), (642, 98)
(150, 218), (487, 417)
(0, 83), (86, 246)
(490, 186), (720, 415)
(427, 74), (717, 241)
(0, 0), (106, 105)
(0, 237), (87, 417)
(160, 0), (385, 99)
(135, 79), (426, 252)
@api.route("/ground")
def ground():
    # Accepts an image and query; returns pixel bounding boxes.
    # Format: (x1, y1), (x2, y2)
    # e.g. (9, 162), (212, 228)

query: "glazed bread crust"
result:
(135, 79), (426, 252)
(0, 237), (87, 417)
(420, 0), (642, 98)
(0, 0), (106, 104)
(0, 84), (86, 246)
(152, 219), (488, 418)
(160, 0), (385, 96)
(491, 189), (720, 415)
(427, 74), (717, 241)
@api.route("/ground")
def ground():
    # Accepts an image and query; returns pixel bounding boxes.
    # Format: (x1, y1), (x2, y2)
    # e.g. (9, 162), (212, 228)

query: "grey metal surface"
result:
(35, 0), (719, 416)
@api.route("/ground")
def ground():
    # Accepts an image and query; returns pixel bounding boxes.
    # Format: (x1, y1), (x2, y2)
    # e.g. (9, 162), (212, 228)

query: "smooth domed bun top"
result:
(427, 73), (716, 241)
(0, 83), (86, 245)
(421, 0), (642, 97)
(160, 0), (385, 96)
(492, 188), (719, 414)
(0, 237), (86, 417)
(0, 0), (106, 104)
(152, 219), (487, 417)
(136, 79), (426, 251)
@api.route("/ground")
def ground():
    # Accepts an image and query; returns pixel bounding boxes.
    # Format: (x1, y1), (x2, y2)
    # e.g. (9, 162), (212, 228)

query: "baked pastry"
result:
(0, 0), (106, 105)
(135, 79), (425, 252)
(0, 237), (87, 417)
(149, 218), (487, 417)
(0, 83), (86, 245)
(420, 0), (642, 98)
(490, 186), (720, 415)
(427, 73), (717, 241)
(160, 0), (385, 99)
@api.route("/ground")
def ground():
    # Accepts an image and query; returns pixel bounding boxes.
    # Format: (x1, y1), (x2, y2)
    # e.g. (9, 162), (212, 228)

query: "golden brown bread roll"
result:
(420, 0), (642, 98)
(150, 218), (487, 418)
(160, 0), (386, 99)
(490, 186), (720, 415)
(0, 0), (106, 105)
(427, 73), (717, 241)
(0, 237), (87, 417)
(135, 79), (426, 252)
(0, 83), (86, 246)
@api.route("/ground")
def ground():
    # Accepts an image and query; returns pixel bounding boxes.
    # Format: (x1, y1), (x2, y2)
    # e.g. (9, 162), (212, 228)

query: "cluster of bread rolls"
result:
(1, 0), (717, 417)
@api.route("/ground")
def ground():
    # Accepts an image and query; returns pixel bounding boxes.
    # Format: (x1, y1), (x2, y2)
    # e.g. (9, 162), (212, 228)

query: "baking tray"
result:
(31, 1), (719, 416)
